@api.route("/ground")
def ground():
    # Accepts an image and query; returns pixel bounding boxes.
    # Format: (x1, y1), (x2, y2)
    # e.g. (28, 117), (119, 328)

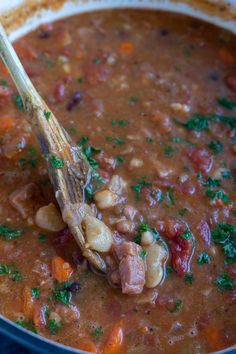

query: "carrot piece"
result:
(22, 286), (34, 319)
(77, 338), (98, 354)
(51, 256), (73, 282)
(103, 323), (124, 354)
(218, 48), (235, 64)
(0, 117), (16, 133)
(119, 42), (134, 54)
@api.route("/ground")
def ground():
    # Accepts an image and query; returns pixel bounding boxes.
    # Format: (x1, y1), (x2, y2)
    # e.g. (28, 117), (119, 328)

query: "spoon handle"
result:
(0, 23), (107, 273)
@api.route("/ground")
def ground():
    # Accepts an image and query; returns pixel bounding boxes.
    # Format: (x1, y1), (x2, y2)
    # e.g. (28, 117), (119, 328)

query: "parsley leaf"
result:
(91, 326), (103, 339)
(202, 177), (221, 187)
(184, 274), (194, 284)
(139, 249), (148, 259)
(215, 272), (234, 291)
(167, 299), (183, 313)
(31, 287), (40, 299)
(217, 97), (236, 110)
(15, 320), (37, 333)
(0, 225), (22, 240)
(13, 95), (24, 111)
(48, 319), (62, 335)
(212, 223), (236, 264)
(131, 178), (152, 201)
(44, 110), (51, 120)
(0, 263), (22, 281)
(205, 189), (231, 204)
(207, 140), (223, 154)
(53, 282), (72, 306)
(180, 228), (192, 239)
(50, 155), (64, 169)
(197, 252), (211, 265)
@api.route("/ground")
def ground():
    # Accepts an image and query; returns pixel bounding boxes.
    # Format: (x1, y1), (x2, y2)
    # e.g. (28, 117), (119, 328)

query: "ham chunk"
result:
(113, 242), (146, 295)
(9, 183), (44, 219)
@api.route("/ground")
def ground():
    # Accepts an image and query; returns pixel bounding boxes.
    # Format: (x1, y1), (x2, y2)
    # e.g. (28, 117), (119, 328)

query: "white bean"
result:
(141, 231), (154, 247)
(145, 244), (167, 288)
(94, 189), (117, 209)
(35, 203), (66, 232)
(83, 215), (113, 252)
(129, 158), (143, 168)
(49, 312), (61, 324)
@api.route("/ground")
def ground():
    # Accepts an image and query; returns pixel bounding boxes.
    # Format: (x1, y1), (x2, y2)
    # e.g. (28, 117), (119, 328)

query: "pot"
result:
(0, 1), (235, 353)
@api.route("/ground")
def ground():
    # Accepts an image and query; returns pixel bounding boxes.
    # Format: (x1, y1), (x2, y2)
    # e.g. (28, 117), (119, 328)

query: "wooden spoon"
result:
(0, 23), (107, 273)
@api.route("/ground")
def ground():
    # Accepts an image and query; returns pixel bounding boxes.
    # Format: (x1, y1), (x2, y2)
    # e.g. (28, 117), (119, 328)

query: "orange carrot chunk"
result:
(0, 116), (16, 133)
(103, 323), (124, 354)
(119, 42), (134, 54)
(51, 256), (73, 282)
(22, 286), (34, 319)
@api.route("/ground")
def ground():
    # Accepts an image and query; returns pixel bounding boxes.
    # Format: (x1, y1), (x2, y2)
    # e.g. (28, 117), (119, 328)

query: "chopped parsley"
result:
(215, 272), (234, 291)
(77, 76), (84, 84)
(167, 299), (183, 313)
(221, 170), (232, 179)
(31, 287), (40, 299)
(44, 110), (51, 120)
(0, 79), (8, 86)
(166, 186), (176, 206)
(91, 326), (103, 339)
(116, 156), (124, 165)
(48, 319), (62, 335)
(184, 274), (194, 284)
(13, 95), (24, 111)
(146, 137), (153, 144)
(207, 140), (223, 154)
(197, 252), (211, 265)
(212, 223), (236, 264)
(38, 234), (46, 243)
(93, 57), (101, 65)
(111, 119), (129, 127)
(0, 263), (22, 281)
(164, 145), (175, 157)
(205, 189), (231, 204)
(180, 228), (192, 239)
(175, 113), (236, 131)
(217, 97), (236, 110)
(139, 249), (148, 259)
(134, 223), (159, 245)
(131, 178), (152, 201)
(18, 145), (39, 168)
(50, 155), (64, 169)
(202, 177), (221, 187)
(53, 282), (72, 306)
(77, 135), (89, 147)
(0, 225), (22, 240)
(128, 96), (139, 105)
(178, 208), (188, 217)
(15, 320), (37, 333)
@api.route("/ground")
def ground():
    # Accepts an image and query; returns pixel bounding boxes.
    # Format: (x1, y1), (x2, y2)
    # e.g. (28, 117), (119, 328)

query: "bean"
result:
(83, 215), (113, 252)
(108, 175), (127, 195)
(141, 231), (154, 247)
(35, 203), (66, 232)
(145, 244), (167, 288)
(94, 189), (117, 209)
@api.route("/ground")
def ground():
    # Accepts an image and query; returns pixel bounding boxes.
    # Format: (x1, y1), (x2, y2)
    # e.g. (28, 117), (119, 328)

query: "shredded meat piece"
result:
(112, 241), (146, 295)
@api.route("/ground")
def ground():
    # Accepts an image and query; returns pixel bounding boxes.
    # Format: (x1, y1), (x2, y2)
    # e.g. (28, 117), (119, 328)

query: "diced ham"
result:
(186, 147), (213, 174)
(112, 242), (146, 295)
(9, 183), (45, 219)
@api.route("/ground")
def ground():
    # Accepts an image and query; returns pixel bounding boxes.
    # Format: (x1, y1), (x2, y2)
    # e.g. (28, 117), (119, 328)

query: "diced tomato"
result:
(186, 147), (213, 174)
(164, 219), (186, 239)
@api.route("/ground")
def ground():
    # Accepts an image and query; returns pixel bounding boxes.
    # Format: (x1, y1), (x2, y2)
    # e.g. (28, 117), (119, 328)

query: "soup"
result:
(0, 9), (235, 354)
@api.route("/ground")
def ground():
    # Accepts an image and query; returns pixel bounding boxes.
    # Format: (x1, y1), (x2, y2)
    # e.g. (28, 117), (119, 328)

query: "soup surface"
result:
(0, 9), (235, 354)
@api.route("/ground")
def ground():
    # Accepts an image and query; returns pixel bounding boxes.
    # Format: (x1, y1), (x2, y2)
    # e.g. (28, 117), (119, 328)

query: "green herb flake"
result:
(13, 95), (24, 111)
(134, 223), (159, 244)
(178, 208), (188, 217)
(48, 319), (62, 335)
(197, 252), (211, 265)
(53, 283), (72, 306)
(207, 140), (223, 154)
(164, 145), (175, 157)
(31, 287), (40, 299)
(15, 320), (37, 333)
(221, 170), (232, 179)
(180, 229), (192, 239)
(128, 96), (139, 105)
(184, 274), (194, 284)
(78, 136), (89, 147)
(50, 155), (64, 169)
(212, 223), (236, 264)
(0, 79), (8, 86)
(93, 57), (101, 65)
(217, 97), (236, 110)
(0, 225), (22, 240)
(215, 272), (234, 291)
(146, 137), (153, 144)
(131, 178), (152, 201)
(91, 326), (103, 339)
(116, 156), (124, 165)
(202, 177), (221, 187)
(77, 76), (84, 84)
(38, 234), (46, 243)
(139, 249), (148, 259)
(168, 299), (183, 313)
(0, 263), (22, 281)
(166, 186), (176, 206)
(166, 265), (174, 275)
(205, 189), (231, 204)
(44, 110), (51, 121)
